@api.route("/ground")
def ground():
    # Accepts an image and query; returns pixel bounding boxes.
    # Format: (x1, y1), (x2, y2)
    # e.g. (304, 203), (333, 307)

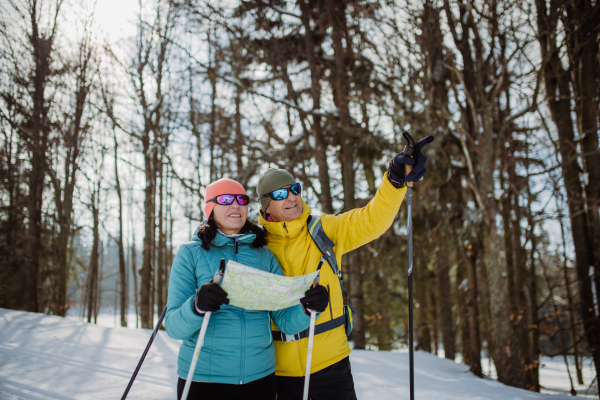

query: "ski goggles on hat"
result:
(207, 194), (250, 206)
(258, 183), (302, 201)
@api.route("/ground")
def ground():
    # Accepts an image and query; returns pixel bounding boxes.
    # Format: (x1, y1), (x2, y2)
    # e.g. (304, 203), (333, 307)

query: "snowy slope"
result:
(0, 309), (594, 400)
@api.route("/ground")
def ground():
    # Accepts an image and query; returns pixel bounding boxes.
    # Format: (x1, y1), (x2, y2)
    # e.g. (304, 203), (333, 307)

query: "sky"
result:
(84, 0), (139, 44)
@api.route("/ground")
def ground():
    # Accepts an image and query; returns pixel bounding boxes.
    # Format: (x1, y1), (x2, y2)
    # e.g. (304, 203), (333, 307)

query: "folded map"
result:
(220, 260), (319, 311)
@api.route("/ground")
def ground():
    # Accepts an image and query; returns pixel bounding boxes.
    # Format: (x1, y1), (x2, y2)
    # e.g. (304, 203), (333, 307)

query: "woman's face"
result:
(212, 199), (248, 235)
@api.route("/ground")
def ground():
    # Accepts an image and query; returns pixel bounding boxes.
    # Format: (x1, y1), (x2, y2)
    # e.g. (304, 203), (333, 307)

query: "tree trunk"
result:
(95, 240), (104, 324)
(535, 0), (600, 383)
(375, 263), (392, 350)
(501, 135), (535, 388)
(436, 241), (456, 359)
(54, 36), (93, 316)
(463, 234), (483, 375)
(571, 0), (600, 316)
(156, 157), (166, 320)
(416, 276), (432, 353)
(131, 239), (138, 328)
(430, 283), (439, 356)
(140, 136), (156, 329)
(299, 0), (333, 213)
(87, 192), (100, 323)
(26, 155), (43, 312)
(22, 0), (62, 313)
(329, 0), (364, 349)
(114, 132), (127, 327)
(456, 255), (471, 364)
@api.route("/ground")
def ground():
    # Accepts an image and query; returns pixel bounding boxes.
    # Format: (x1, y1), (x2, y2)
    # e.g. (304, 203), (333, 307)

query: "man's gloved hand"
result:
(300, 285), (329, 313)
(193, 283), (229, 316)
(387, 136), (433, 188)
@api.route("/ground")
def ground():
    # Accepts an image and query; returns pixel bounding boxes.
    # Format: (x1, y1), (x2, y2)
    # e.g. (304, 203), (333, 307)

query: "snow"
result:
(0, 308), (596, 399)
(450, 159), (466, 168)
(272, 6), (301, 19)
(288, 133), (303, 145)
(223, 76), (243, 87)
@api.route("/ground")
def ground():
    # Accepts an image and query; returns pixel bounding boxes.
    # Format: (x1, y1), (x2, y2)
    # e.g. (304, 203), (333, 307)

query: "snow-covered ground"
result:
(0, 308), (596, 399)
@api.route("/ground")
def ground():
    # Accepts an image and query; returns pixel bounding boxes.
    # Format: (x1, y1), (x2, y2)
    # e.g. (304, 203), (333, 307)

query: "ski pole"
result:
(121, 305), (168, 400)
(302, 270), (321, 400)
(407, 181), (415, 400)
(402, 131), (434, 400)
(181, 258), (227, 400)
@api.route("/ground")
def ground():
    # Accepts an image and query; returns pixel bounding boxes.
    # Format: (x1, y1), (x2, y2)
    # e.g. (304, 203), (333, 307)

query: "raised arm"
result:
(322, 136), (432, 255)
(321, 172), (406, 255)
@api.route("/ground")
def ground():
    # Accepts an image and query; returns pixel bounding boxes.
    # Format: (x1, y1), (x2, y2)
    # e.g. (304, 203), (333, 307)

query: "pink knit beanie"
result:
(203, 178), (247, 219)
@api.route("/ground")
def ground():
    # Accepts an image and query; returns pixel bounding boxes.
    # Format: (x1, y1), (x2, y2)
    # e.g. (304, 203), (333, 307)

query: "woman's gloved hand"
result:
(387, 136), (433, 188)
(300, 285), (329, 313)
(193, 283), (229, 316)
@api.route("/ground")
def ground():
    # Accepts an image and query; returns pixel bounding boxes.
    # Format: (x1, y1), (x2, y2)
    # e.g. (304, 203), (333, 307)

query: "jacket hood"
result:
(258, 201), (312, 239)
(191, 220), (256, 246)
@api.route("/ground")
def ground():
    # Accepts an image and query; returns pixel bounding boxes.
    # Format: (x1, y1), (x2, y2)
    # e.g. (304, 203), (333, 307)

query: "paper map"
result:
(220, 261), (319, 311)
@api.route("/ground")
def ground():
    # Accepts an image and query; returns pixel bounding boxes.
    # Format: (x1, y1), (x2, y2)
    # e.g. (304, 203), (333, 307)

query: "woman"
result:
(165, 178), (329, 400)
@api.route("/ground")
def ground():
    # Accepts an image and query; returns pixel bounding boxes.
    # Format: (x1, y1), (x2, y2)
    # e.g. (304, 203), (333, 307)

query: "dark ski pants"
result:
(177, 373), (276, 400)
(276, 357), (358, 400)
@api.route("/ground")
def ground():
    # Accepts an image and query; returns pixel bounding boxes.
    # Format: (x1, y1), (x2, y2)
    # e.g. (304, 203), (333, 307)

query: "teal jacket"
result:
(165, 228), (311, 385)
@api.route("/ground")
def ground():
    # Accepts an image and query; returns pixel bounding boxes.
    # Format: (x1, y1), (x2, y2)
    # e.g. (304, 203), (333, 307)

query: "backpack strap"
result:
(308, 216), (340, 277)
(307, 215), (357, 314)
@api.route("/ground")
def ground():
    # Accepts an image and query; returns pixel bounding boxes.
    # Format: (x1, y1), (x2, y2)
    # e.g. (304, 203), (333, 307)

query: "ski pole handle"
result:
(401, 131), (434, 188)
(405, 163), (414, 188)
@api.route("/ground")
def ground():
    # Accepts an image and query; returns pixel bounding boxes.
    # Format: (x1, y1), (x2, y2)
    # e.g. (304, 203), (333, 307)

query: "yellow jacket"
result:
(258, 173), (407, 376)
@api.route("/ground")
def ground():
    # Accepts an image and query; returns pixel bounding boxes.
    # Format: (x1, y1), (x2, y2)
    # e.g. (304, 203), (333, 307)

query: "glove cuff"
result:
(192, 294), (206, 317)
(302, 304), (313, 316)
(387, 171), (405, 189)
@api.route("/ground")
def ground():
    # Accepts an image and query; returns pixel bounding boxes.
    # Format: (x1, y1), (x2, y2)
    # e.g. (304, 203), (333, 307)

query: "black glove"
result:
(387, 136), (433, 188)
(300, 285), (329, 313)
(193, 283), (229, 316)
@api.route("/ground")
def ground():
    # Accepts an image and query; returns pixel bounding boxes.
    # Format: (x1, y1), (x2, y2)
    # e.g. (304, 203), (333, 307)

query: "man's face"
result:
(265, 185), (303, 222)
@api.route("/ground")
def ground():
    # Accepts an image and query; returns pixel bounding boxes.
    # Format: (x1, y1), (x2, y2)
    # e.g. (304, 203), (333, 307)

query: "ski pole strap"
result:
(272, 315), (345, 342)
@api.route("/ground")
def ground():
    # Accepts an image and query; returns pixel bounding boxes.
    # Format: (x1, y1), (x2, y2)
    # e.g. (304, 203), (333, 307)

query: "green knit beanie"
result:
(257, 168), (296, 212)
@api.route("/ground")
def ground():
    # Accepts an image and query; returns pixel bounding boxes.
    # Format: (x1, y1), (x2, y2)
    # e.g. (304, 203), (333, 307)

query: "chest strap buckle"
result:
(281, 333), (300, 343)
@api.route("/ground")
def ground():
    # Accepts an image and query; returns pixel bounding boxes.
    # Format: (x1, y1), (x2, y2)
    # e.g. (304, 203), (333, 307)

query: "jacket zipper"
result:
(232, 237), (243, 384)
(240, 308), (245, 384)
(281, 222), (303, 373)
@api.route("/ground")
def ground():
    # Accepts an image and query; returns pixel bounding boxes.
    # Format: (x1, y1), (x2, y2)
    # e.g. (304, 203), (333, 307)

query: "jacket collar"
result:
(258, 201), (312, 239)
(192, 220), (256, 246)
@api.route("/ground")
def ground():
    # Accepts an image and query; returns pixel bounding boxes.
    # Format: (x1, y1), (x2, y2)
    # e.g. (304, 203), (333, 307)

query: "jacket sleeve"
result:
(164, 244), (207, 340)
(265, 249), (312, 334)
(321, 172), (406, 256)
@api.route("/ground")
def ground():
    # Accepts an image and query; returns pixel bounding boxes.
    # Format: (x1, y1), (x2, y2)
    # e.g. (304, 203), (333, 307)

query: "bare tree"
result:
(535, 0), (600, 387)
(0, 0), (65, 312)
(49, 18), (97, 316)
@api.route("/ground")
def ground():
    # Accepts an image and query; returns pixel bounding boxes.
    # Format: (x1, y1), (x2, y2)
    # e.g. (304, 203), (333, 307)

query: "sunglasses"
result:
(258, 183), (302, 201)
(207, 194), (250, 206)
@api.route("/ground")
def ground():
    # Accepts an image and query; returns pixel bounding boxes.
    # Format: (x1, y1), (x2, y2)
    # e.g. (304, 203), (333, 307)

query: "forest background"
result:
(0, 0), (599, 397)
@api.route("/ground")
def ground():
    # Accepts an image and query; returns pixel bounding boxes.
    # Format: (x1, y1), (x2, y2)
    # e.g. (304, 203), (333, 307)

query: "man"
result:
(256, 139), (431, 400)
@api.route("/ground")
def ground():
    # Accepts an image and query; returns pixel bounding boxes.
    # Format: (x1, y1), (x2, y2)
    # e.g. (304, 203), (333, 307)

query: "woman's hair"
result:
(196, 215), (268, 251)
